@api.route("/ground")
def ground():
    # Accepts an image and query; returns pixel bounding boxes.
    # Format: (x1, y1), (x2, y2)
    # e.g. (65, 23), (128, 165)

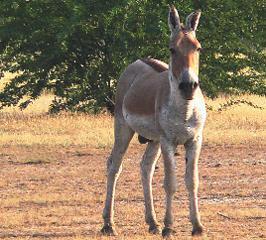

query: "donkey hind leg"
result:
(184, 137), (204, 236)
(101, 119), (134, 236)
(140, 141), (161, 234)
(160, 138), (178, 238)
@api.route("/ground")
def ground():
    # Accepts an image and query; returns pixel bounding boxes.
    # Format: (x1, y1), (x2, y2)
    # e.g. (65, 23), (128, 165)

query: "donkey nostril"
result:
(193, 82), (198, 89)
(179, 82), (186, 90)
(179, 81), (198, 91)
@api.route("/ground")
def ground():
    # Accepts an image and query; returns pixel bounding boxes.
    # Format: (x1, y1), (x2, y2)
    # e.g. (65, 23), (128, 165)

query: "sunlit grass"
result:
(0, 93), (265, 148)
(205, 94), (266, 145)
(0, 72), (16, 91)
(0, 111), (114, 148)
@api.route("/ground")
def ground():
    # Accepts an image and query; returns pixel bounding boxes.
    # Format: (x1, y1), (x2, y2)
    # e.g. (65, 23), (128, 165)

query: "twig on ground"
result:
(217, 212), (232, 219)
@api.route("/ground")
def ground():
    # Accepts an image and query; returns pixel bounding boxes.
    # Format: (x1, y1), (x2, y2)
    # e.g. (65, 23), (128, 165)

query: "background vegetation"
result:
(0, 0), (265, 113)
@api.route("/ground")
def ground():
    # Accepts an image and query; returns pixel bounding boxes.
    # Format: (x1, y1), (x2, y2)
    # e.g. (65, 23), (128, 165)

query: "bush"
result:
(0, 0), (265, 113)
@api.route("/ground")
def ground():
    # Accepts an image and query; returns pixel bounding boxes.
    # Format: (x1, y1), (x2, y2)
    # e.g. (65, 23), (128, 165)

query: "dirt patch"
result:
(0, 143), (265, 239)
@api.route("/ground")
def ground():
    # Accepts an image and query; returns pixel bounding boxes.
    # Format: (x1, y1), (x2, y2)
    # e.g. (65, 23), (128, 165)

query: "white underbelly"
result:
(122, 108), (159, 141)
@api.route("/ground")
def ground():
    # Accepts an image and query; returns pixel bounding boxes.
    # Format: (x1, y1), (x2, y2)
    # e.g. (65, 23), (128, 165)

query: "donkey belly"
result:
(122, 108), (159, 141)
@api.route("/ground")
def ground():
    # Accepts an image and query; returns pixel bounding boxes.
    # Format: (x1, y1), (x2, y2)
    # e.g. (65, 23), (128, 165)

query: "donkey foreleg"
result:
(184, 136), (204, 236)
(140, 141), (161, 234)
(161, 138), (177, 237)
(101, 121), (134, 236)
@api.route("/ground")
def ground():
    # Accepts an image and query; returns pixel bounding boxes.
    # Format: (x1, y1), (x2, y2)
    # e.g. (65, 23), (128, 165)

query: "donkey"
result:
(101, 5), (206, 237)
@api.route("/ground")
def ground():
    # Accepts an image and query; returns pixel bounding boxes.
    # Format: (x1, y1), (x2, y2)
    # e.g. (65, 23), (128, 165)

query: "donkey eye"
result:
(169, 48), (176, 54)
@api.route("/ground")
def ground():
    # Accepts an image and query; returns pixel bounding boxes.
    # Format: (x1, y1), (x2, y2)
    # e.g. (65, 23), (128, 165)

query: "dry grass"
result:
(0, 72), (16, 91)
(205, 95), (266, 146)
(0, 111), (114, 148)
(0, 93), (265, 148)
(0, 89), (265, 239)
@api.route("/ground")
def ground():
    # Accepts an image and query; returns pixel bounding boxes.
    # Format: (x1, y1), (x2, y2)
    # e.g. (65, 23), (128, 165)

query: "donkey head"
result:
(168, 5), (202, 100)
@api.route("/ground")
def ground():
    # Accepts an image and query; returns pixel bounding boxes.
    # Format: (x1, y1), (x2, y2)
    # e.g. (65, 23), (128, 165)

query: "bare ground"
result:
(0, 143), (265, 240)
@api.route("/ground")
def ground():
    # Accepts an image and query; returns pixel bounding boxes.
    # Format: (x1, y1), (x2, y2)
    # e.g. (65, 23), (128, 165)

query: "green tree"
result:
(0, 0), (265, 113)
(196, 0), (266, 97)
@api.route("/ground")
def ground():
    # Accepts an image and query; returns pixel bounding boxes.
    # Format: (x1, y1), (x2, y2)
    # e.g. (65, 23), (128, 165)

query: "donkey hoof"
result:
(149, 224), (161, 234)
(162, 227), (174, 238)
(192, 225), (204, 236)
(100, 224), (118, 236)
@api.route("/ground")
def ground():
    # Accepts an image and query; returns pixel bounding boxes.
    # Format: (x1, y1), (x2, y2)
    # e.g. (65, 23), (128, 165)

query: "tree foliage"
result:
(0, 0), (265, 113)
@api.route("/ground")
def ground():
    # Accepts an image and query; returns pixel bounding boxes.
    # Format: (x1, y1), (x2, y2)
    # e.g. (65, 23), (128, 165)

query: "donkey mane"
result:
(141, 58), (168, 73)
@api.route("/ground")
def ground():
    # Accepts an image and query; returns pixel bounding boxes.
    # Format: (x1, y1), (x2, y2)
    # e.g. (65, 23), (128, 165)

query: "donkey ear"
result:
(168, 5), (181, 32)
(186, 10), (201, 31)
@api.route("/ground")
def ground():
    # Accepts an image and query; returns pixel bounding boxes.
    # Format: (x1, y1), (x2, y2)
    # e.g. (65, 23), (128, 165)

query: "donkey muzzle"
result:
(179, 81), (199, 100)
(178, 69), (199, 100)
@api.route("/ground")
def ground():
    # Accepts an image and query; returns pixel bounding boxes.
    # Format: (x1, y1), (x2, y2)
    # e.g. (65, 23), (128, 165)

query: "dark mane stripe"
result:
(141, 58), (169, 73)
